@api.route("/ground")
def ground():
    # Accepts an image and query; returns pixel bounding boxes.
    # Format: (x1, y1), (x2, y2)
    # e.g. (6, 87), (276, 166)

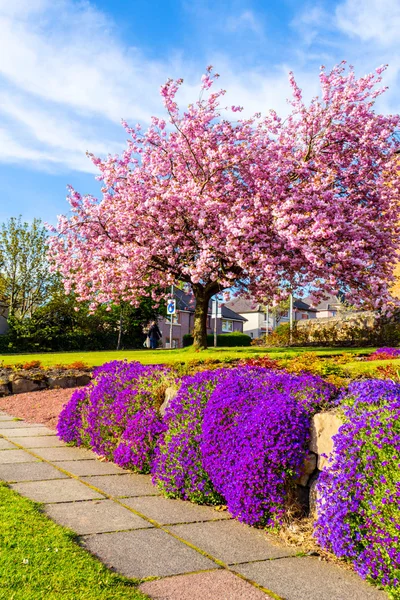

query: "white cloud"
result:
(226, 10), (263, 36)
(0, 0), (307, 174)
(3, 0), (397, 177)
(336, 0), (400, 46)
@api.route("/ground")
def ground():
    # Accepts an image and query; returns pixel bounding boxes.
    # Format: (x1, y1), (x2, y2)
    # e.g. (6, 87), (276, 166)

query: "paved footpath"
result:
(0, 411), (387, 600)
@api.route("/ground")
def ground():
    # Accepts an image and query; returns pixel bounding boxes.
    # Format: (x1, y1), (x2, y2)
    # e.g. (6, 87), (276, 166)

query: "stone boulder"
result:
(11, 375), (47, 395)
(0, 382), (10, 396)
(308, 474), (321, 518)
(48, 375), (78, 389)
(310, 410), (343, 470)
(296, 451), (317, 487)
(159, 386), (178, 416)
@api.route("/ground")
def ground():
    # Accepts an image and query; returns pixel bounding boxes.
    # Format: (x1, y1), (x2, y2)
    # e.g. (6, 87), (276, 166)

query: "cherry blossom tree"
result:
(49, 64), (400, 349)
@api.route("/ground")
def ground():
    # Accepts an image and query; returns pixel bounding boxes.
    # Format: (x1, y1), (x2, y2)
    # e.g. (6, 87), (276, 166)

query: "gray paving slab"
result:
(82, 528), (216, 578)
(139, 570), (268, 600)
(82, 474), (159, 497)
(45, 499), (153, 534)
(31, 446), (98, 461)
(0, 449), (39, 464)
(0, 420), (36, 428)
(169, 520), (297, 565)
(0, 462), (68, 482)
(9, 435), (65, 448)
(233, 557), (387, 600)
(123, 495), (231, 525)
(0, 438), (16, 450)
(0, 415), (16, 421)
(11, 478), (104, 503)
(52, 460), (125, 477)
(0, 426), (54, 436)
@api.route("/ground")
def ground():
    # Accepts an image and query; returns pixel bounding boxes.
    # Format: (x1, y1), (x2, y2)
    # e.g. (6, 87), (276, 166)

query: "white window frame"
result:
(222, 319), (233, 333)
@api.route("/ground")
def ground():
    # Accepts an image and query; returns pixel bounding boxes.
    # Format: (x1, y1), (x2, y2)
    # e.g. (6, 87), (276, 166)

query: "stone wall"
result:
(0, 369), (92, 396)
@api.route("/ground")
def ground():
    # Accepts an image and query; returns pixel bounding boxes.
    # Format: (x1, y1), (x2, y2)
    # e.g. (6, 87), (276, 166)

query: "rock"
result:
(159, 386), (178, 416)
(48, 376), (77, 389)
(75, 373), (91, 387)
(310, 410), (343, 470)
(309, 473), (320, 518)
(296, 452), (317, 486)
(0, 382), (10, 396)
(11, 376), (46, 394)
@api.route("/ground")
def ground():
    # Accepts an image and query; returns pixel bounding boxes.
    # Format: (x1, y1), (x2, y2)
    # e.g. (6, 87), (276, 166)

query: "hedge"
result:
(182, 332), (252, 347)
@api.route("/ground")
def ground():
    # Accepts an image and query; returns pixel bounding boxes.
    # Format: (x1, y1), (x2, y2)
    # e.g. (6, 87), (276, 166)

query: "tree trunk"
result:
(192, 286), (211, 350)
(116, 306), (123, 350)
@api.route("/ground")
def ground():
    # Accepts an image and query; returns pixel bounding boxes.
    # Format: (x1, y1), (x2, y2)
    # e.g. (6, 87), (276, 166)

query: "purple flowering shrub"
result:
(367, 347), (400, 360)
(57, 360), (172, 472)
(152, 369), (230, 504)
(113, 407), (165, 473)
(314, 380), (400, 597)
(201, 369), (337, 526)
(57, 386), (91, 445)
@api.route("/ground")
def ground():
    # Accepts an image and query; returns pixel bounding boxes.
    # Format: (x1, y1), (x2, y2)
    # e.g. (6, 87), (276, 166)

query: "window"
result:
(301, 314), (308, 320)
(222, 319), (233, 332)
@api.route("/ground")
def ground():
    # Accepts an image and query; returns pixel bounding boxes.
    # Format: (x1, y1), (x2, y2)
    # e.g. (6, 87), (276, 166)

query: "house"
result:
(225, 297), (317, 339)
(157, 288), (246, 348)
(303, 294), (343, 319)
(224, 298), (271, 340)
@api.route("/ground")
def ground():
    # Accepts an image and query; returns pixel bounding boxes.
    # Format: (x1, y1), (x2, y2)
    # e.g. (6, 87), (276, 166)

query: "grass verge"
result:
(0, 346), (375, 368)
(0, 482), (147, 600)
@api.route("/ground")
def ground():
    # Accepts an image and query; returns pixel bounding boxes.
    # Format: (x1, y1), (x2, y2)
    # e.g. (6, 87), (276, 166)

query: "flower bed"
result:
(367, 347), (400, 361)
(57, 359), (399, 597)
(315, 380), (400, 599)
(58, 361), (173, 473)
(202, 369), (336, 526)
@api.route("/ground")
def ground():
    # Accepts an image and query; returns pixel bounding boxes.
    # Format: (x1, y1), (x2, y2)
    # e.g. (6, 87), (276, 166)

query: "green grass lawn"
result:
(0, 345), (375, 368)
(344, 357), (400, 376)
(0, 482), (147, 600)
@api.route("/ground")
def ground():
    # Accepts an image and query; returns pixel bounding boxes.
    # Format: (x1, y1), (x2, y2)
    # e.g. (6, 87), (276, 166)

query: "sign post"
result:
(167, 286), (175, 349)
(211, 299), (222, 347)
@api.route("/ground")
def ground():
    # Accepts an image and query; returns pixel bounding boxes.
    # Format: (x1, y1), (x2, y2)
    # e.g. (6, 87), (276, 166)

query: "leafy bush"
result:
(152, 369), (230, 504)
(57, 361), (172, 472)
(314, 380), (400, 598)
(201, 368), (337, 526)
(182, 332), (251, 347)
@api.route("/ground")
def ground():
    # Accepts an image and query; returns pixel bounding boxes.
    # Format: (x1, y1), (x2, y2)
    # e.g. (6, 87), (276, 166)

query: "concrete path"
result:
(0, 411), (387, 600)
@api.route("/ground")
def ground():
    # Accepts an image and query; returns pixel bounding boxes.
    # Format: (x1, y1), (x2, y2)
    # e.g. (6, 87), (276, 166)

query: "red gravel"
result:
(0, 388), (75, 431)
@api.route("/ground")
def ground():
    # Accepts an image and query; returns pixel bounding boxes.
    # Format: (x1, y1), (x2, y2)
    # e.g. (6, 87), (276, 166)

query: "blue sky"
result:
(0, 0), (399, 225)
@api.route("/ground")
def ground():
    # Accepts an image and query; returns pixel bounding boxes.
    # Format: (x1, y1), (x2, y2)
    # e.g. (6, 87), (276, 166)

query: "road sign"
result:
(167, 299), (176, 315)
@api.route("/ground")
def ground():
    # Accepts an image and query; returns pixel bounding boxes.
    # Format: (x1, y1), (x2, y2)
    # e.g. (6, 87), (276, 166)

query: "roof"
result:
(303, 294), (343, 311)
(220, 305), (247, 322)
(294, 299), (317, 312)
(172, 288), (246, 322)
(225, 298), (261, 313)
(226, 296), (317, 314)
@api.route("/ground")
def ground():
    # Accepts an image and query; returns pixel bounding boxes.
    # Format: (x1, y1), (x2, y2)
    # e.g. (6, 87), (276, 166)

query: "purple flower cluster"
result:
(152, 369), (230, 504)
(57, 386), (90, 445)
(57, 360), (170, 472)
(114, 407), (165, 473)
(201, 368), (337, 526)
(315, 379), (400, 594)
(367, 347), (400, 360)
